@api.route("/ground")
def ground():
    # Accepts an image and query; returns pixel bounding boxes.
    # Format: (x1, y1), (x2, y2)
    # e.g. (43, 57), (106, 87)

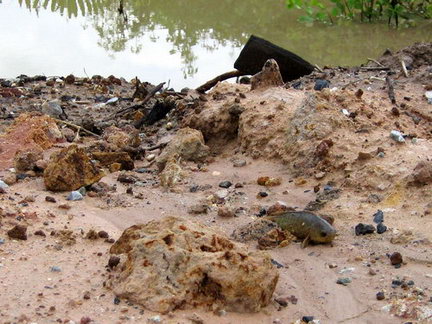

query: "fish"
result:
(264, 211), (336, 248)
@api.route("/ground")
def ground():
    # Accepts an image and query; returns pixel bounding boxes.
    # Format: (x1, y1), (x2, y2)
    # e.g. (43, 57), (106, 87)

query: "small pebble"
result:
(257, 191), (268, 198)
(50, 266), (61, 272)
(377, 223), (387, 234)
(355, 223), (375, 235)
(302, 316), (315, 323)
(45, 196), (56, 203)
(233, 159), (246, 167)
(34, 230), (46, 237)
(114, 296), (121, 305)
(336, 277), (352, 286)
(108, 256), (121, 269)
(98, 231), (109, 238)
(376, 291), (385, 300)
(67, 191), (83, 201)
(218, 181), (232, 188)
(373, 210), (384, 223)
(0, 180), (9, 189)
(390, 252), (403, 266)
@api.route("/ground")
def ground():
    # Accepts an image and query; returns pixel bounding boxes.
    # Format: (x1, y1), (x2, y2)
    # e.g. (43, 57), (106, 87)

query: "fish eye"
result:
(320, 232), (327, 237)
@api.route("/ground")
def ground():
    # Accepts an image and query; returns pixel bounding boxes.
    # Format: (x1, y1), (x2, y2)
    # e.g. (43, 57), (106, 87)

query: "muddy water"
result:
(0, 0), (431, 88)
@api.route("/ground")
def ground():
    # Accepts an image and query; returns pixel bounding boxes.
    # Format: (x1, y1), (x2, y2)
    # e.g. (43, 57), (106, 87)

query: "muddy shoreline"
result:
(1, 43), (432, 324)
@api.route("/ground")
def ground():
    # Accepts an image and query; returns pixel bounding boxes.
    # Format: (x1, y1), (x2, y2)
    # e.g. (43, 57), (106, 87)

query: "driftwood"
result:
(385, 76), (396, 105)
(367, 58), (385, 67)
(53, 118), (101, 138)
(196, 70), (245, 93)
(113, 82), (165, 117)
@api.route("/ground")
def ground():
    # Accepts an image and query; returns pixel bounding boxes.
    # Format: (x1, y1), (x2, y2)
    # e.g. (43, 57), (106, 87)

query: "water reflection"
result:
(15, 0), (432, 78)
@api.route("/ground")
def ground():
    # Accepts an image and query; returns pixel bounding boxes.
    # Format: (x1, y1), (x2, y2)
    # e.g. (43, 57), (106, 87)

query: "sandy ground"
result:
(1, 44), (432, 324)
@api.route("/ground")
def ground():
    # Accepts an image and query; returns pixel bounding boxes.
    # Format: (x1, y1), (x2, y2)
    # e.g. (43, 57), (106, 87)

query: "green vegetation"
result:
(286, 0), (432, 25)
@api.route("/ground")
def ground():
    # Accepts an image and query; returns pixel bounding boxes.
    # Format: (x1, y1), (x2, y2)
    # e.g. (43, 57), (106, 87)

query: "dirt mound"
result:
(107, 216), (278, 313)
(378, 42), (432, 69)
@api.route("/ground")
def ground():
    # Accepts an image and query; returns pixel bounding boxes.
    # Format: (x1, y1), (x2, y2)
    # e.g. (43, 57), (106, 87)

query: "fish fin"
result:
(301, 235), (310, 248)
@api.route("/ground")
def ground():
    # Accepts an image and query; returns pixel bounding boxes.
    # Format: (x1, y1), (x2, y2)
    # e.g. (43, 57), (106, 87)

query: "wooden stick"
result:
(385, 76), (396, 105)
(367, 57), (384, 67)
(314, 64), (324, 73)
(114, 82), (165, 117)
(53, 118), (101, 138)
(196, 70), (246, 93)
(400, 60), (409, 77)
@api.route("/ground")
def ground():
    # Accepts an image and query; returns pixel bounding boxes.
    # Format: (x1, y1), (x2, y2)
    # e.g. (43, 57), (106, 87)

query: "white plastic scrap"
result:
(390, 130), (405, 143)
(425, 91), (432, 104)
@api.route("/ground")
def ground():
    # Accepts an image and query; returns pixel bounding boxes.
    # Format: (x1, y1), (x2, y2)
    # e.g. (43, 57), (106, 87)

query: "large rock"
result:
(156, 128), (209, 171)
(14, 147), (44, 172)
(44, 144), (104, 191)
(108, 216), (278, 313)
(91, 151), (134, 171)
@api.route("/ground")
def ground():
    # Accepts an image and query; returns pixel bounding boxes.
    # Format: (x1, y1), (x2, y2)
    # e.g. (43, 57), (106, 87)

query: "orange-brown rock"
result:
(44, 145), (104, 191)
(108, 217), (278, 313)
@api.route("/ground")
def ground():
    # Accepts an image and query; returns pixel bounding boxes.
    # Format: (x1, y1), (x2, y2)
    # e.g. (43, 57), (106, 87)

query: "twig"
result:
(367, 57), (385, 67)
(196, 70), (246, 93)
(400, 60), (409, 77)
(114, 82), (165, 117)
(341, 77), (368, 89)
(314, 64), (324, 73)
(142, 141), (170, 151)
(53, 118), (101, 138)
(386, 76), (396, 105)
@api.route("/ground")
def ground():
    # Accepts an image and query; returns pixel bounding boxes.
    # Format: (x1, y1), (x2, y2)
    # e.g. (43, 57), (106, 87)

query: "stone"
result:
(34, 230), (46, 237)
(187, 204), (208, 214)
(14, 148), (44, 172)
(102, 126), (141, 150)
(373, 210), (384, 224)
(376, 292), (385, 300)
(98, 231), (109, 239)
(257, 228), (289, 250)
(267, 201), (294, 216)
(314, 79), (330, 91)
(250, 59), (284, 91)
(41, 100), (63, 119)
(66, 191), (83, 201)
(108, 256), (121, 269)
(107, 217), (278, 313)
(233, 159), (247, 167)
(45, 196), (56, 203)
(2, 173), (17, 185)
(0, 180), (9, 189)
(91, 152), (134, 171)
(336, 277), (351, 286)
(217, 206), (235, 218)
(412, 161), (432, 185)
(377, 223), (387, 234)
(218, 181), (232, 188)
(355, 223), (375, 236)
(7, 225), (27, 240)
(302, 316), (315, 323)
(390, 252), (403, 266)
(50, 266), (61, 272)
(156, 128), (209, 172)
(231, 219), (278, 242)
(44, 145), (104, 191)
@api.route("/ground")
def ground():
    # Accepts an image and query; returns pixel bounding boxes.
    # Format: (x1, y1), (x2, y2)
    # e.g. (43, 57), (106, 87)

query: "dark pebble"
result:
(219, 181), (232, 188)
(234, 182), (243, 188)
(189, 184), (199, 192)
(377, 222), (387, 234)
(16, 173), (30, 180)
(373, 210), (384, 224)
(126, 187), (133, 195)
(98, 231), (109, 239)
(407, 280), (415, 286)
(45, 196), (56, 203)
(34, 230), (46, 237)
(108, 256), (120, 269)
(314, 79), (330, 91)
(355, 223), (375, 236)
(117, 174), (136, 184)
(302, 316), (315, 323)
(390, 252), (403, 266)
(105, 238), (115, 244)
(392, 279), (403, 286)
(114, 296), (121, 305)
(258, 191), (268, 198)
(376, 291), (385, 300)
(7, 225), (27, 240)
(271, 259), (284, 268)
(274, 297), (288, 307)
(256, 208), (267, 217)
(135, 168), (151, 174)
